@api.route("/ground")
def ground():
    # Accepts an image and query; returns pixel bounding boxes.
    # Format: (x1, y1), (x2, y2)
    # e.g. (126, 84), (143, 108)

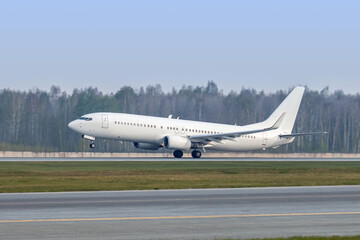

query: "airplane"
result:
(68, 86), (325, 158)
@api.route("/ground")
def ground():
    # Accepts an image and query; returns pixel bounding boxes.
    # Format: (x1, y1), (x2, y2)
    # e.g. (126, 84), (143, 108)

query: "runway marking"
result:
(1, 212), (360, 223)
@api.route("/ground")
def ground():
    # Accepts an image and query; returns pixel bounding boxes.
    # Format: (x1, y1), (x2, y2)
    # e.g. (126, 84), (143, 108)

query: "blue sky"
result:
(1, 0), (359, 94)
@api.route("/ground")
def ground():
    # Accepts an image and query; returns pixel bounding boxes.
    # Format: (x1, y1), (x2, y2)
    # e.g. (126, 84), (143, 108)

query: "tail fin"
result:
(263, 86), (305, 133)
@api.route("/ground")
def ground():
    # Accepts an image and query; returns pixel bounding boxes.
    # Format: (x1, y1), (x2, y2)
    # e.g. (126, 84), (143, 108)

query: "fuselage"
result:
(68, 112), (293, 152)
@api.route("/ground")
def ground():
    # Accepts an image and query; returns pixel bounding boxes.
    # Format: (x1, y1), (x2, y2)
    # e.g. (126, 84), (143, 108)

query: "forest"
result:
(0, 81), (359, 153)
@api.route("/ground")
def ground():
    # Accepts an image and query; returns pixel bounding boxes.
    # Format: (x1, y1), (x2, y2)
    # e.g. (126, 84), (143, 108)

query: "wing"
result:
(189, 113), (286, 144)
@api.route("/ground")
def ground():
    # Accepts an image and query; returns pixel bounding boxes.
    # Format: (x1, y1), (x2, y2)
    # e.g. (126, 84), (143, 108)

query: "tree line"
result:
(0, 81), (359, 153)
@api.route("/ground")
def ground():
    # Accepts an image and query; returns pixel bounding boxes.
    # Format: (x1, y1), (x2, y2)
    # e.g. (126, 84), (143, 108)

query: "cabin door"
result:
(102, 115), (109, 129)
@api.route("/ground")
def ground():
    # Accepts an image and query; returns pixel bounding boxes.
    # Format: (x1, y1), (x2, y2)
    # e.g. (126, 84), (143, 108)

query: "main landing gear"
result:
(191, 150), (201, 158)
(173, 150), (183, 158)
(89, 141), (96, 149)
(172, 150), (202, 158)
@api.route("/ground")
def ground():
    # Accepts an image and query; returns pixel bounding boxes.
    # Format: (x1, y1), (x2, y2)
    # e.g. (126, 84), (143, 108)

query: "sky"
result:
(0, 0), (359, 94)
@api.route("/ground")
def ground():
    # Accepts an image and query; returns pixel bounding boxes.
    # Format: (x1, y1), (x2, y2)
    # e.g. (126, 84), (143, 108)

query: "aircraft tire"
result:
(90, 143), (96, 148)
(173, 150), (183, 158)
(191, 150), (201, 158)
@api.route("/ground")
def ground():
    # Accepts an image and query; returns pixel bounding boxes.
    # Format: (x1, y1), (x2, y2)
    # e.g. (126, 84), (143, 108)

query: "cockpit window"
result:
(78, 117), (93, 121)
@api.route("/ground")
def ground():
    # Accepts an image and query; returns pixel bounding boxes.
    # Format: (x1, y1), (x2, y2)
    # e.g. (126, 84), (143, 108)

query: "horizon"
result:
(0, 82), (353, 96)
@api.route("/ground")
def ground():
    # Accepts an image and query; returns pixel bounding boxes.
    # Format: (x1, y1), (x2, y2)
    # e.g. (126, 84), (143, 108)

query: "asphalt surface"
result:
(1, 157), (360, 161)
(1, 186), (360, 239)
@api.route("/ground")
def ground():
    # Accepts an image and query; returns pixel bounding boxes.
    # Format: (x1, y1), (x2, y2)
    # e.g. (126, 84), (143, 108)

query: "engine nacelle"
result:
(164, 135), (191, 150)
(133, 142), (160, 150)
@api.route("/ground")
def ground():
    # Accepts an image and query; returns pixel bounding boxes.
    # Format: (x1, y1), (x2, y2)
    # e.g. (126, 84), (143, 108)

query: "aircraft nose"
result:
(68, 120), (76, 130)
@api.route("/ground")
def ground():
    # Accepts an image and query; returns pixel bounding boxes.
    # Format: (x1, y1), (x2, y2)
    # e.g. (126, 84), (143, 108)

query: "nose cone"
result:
(68, 120), (76, 131)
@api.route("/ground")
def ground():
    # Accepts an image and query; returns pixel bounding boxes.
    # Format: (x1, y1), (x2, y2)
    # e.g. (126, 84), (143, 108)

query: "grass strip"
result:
(221, 236), (360, 240)
(1, 161), (360, 193)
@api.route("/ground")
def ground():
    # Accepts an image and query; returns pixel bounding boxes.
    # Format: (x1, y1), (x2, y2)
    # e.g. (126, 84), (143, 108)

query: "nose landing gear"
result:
(81, 135), (96, 149)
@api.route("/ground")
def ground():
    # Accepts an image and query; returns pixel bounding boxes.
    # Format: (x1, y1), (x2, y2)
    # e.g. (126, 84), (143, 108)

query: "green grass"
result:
(1, 161), (360, 193)
(221, 236), (360, 240)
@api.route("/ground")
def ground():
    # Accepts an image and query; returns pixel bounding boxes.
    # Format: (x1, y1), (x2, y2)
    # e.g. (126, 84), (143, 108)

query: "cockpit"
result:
(78, 117), (93, 121)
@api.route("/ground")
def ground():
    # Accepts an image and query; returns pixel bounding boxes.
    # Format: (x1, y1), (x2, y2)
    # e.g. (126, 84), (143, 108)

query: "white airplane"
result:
(68, 86), (324, 158)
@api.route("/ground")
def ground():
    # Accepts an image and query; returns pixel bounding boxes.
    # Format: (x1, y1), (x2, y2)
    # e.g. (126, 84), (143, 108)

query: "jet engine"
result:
(133, 142), (161, 150)
(164, 135), (192, 150)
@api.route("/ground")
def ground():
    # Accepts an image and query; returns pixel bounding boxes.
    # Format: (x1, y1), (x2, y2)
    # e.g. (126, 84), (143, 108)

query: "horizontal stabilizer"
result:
(279, 132), (328, 138)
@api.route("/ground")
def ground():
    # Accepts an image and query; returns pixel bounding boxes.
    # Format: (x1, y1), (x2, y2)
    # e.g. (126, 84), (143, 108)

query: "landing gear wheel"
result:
(90, 142), (96, 149)
(173, 150), (183, 158)
(191, 150), (202, 158)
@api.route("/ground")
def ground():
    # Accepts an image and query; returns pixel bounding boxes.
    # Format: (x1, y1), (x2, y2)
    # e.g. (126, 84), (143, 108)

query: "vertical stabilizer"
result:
(264, 86), (305, 133)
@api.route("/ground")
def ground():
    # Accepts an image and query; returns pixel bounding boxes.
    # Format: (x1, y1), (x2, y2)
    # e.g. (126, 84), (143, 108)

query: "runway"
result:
(2, 157), (360, 161)
(1, 186), (360, 239)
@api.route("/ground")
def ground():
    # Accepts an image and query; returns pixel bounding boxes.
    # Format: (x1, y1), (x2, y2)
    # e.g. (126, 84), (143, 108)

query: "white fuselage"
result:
(68, 112), (293, 151)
